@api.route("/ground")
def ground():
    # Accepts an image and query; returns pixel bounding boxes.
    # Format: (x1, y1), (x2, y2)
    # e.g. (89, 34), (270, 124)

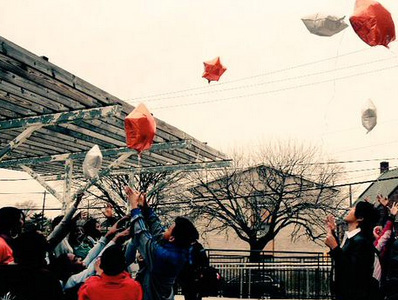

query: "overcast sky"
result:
(1, 0), (398, 214)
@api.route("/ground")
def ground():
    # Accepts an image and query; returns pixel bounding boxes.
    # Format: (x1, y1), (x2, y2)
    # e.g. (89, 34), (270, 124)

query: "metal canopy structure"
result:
(0, 36), (230, 208)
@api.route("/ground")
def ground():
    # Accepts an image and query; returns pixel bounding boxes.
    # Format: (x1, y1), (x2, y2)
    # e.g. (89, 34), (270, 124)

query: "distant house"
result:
(357, 162), (398, 203)
(189, 164), (339, 253)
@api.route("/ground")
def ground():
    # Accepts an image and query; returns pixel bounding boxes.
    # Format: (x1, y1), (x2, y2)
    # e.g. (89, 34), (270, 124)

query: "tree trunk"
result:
(249, 238), (271, 262)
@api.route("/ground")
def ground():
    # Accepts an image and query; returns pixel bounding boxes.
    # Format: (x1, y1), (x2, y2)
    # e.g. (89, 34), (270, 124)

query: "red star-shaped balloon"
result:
(124, 103), (156, 154)
(202, 57), (227, 83)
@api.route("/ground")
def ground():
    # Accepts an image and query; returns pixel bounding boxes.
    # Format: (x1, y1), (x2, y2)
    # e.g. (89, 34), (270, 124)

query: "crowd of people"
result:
(4, 185), (398, 300)
(325, 195), (398, 300)
(0, 186), (209, 300)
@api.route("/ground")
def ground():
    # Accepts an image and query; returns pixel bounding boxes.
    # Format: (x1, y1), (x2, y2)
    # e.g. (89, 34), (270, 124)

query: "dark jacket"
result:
(382, 237), (398, 298)
(177, 242), (209, 287)
(130, 208), (189, 300)
(177, 242), (210, 300)
(330, 231), (377, 300)
(0, 264), (63, 300)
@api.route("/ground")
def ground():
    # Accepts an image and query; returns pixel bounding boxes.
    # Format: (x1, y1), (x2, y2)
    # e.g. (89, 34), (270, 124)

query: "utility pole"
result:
(349, 184), (352, 207)
(87, 198), (90, 218)
(41, 190), (47, 230)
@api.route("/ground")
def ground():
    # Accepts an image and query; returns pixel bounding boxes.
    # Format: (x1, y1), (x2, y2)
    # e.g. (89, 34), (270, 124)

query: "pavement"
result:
(175, 296), (323, 300)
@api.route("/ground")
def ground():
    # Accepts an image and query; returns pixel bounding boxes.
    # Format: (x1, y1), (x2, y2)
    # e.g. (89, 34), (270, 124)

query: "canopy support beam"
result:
(0, 125), (43, 161)
(62, 158), (73, 211)
(0, 140), (191, 168)
(41, 160), (232, 181)
(0, 105), (122, 130)
(111, 160), (232, 174)
(0, 105), (122, 162)
(20, 165), (63, 202)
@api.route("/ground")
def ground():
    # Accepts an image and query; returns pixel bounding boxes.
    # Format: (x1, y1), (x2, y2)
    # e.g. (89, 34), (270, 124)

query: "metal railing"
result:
(206, 249), (332, 299)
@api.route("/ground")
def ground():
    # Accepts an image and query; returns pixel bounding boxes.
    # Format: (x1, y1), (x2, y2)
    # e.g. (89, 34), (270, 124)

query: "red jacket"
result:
(78, 271), (142, 300)
(0, 236), (13, 265)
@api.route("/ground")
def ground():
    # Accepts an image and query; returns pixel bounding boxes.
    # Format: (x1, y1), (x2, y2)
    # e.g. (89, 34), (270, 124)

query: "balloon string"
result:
(137, 154), (142, 189)
(375, 174), (381, 197)
(388, 45), (398, 73)
(322, 29), (346, 144)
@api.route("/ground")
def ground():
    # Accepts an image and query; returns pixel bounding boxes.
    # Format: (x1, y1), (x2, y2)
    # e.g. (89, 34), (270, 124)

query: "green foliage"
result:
(27, 212), (51, 234)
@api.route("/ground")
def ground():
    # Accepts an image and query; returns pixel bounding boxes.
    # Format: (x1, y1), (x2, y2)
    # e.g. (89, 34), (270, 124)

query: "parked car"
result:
(222, 271), (285, 299)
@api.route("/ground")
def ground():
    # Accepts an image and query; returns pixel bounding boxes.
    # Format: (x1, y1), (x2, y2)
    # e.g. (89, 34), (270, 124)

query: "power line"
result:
(158, 174), (398, 206)
(0, 191), (45, 195)
(322, 116), (398, 136)
(126, 48), (370, 102)
(152, 63), (398, 110)
(22, 206), (107, 211)
(0, 178), (35, 181)
(336, 139), (398, 154)
(14, 172), (395, 209)
(130, 55), (396, 104)
(310, 158), (398, 165)
(336, 166), (397, 175)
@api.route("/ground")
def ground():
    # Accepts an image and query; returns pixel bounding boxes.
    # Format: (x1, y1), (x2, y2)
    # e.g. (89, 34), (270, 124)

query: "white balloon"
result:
(83, 145), (103, 179)
(361, 99), (377, 133)
(302, 13), (349, 37)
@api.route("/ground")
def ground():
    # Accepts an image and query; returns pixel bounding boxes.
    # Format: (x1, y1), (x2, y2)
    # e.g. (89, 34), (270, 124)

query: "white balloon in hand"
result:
(83, 145), (103, 179)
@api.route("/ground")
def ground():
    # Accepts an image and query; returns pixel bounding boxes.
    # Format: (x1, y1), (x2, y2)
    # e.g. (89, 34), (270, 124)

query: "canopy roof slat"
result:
(0, 53), (102, 107)
(0, 90), (53, 114)
(0, 99), (37, 116)
(0, 35), (230, 191)
(0, 66), (88, 109)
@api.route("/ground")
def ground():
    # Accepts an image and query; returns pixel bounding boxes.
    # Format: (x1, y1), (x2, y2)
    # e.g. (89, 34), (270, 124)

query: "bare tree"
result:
(14, 200), (38, 219)
(74, 170), (186, 221)
(186, 141), (347, 259)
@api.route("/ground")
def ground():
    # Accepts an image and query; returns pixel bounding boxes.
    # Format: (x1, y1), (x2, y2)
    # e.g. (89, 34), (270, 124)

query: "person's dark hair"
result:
(13, 231), (49, 267)
(355, 201), (379, 238)
(49, 253), (85, 283)
(83, 218), (101, 239)
(0, 207), (24, 236)
(51, 215), (64, 231)
(172, 217), (199, 248)
(99, 245), (126, 276)
(68, 223), (84, 248)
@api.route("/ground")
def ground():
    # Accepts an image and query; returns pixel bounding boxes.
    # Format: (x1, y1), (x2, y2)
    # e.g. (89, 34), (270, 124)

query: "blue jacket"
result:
(130, 208), (188, 300)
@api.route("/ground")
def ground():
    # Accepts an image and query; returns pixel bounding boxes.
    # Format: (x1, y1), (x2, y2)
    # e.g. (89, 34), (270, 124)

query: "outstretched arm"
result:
(125, 186), (163, 269)
(47, 193), (84, 249)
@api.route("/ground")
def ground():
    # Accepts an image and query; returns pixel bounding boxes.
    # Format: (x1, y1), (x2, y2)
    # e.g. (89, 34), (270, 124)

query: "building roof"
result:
(195, 163), (339, 193)
(357, 168), (398, 204)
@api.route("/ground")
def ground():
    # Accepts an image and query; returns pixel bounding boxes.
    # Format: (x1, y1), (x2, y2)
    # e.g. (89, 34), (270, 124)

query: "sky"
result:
(1, 0), (398, 215)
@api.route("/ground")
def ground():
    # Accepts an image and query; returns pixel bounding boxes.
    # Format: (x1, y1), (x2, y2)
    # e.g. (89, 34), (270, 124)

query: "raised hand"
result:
(373, 226), (383, 239)
(377, 194), (389, 207)
(326, 215), (336, 233)
(124, 186), (143, 209)
(325, 215), (338, 249)
(138, 192), (147, 208)
(325, 230), (338, 250)
(74, 192), (84, 208)
(389, 202), (398, 216)
(103, 204), (114, 218)
(105, 216), (129, 239)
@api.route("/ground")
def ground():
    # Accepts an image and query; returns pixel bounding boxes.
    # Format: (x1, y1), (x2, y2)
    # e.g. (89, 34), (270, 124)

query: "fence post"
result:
(248, 267), (251, 298)
(240, 264), (244, 298)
